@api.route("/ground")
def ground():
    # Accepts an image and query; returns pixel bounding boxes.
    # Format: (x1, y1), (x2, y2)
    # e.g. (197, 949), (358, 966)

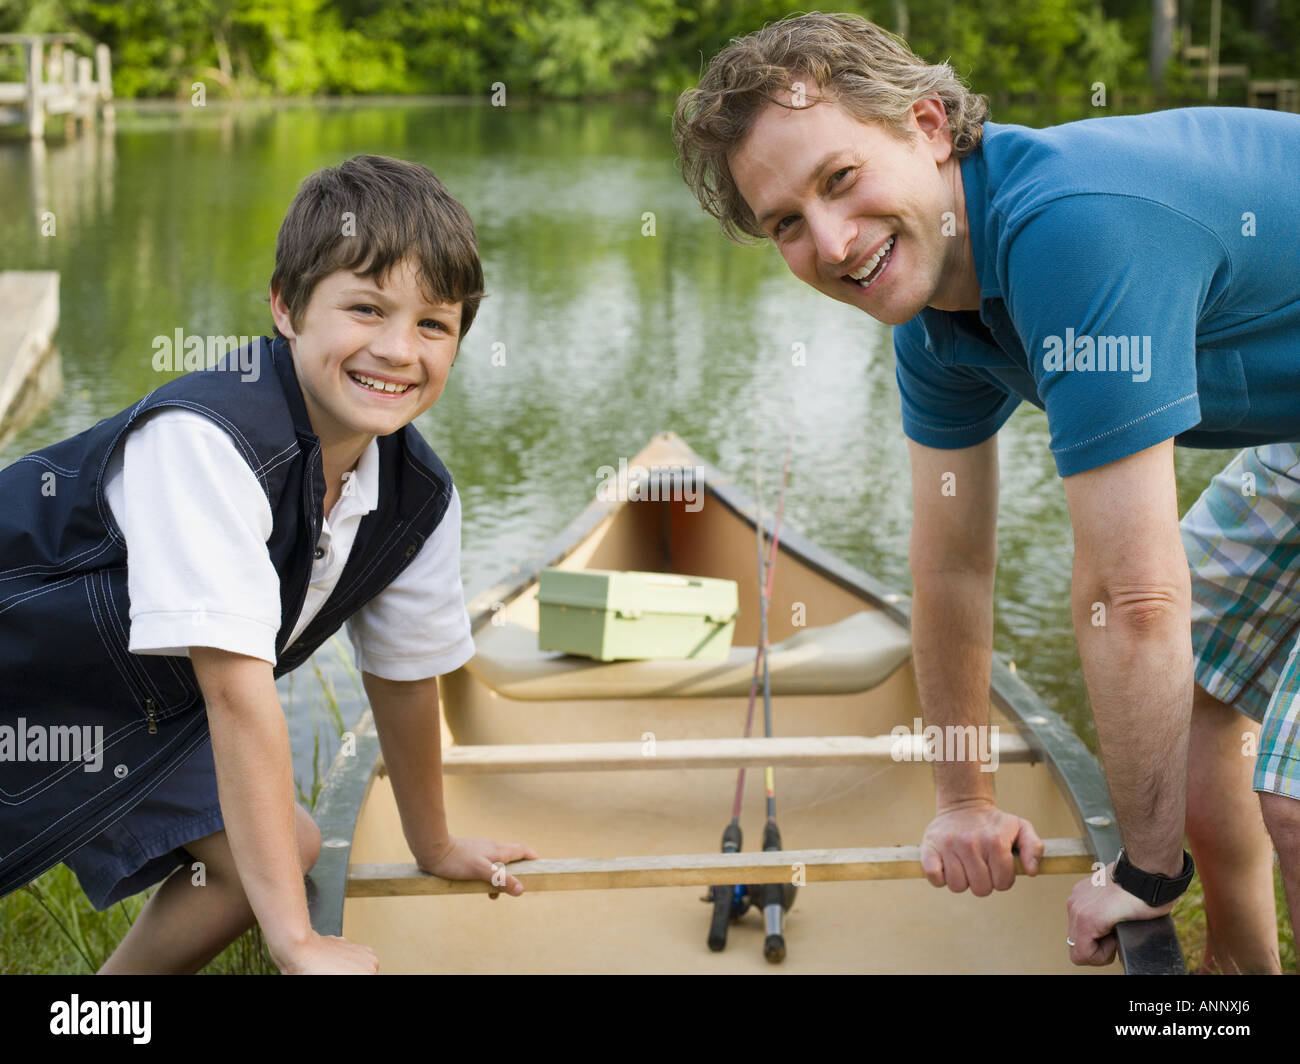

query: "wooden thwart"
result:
(346, 837), (1092, 897)
(433, 733), (1035, 775)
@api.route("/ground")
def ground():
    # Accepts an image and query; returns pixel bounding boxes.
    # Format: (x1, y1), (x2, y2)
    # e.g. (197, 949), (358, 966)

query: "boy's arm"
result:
(363, 671), (537, 894)
(192, 646), (378, 974)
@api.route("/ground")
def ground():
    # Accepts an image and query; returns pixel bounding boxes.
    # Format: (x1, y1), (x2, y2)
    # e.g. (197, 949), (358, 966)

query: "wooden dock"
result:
(0, 272), (60, 444)
(0, 34), (111, 139)
(1248, 79), (1300, 112)
(1183, 24), (1300, 112)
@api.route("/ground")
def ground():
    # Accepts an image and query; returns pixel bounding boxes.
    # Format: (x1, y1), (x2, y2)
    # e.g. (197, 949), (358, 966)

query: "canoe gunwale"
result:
(308, 708), (382, 937)
(307, 432), (1184, 974)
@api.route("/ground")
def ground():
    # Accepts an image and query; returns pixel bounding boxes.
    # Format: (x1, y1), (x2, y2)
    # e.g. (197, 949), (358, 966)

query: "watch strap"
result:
(1112, 848), (1195, 907)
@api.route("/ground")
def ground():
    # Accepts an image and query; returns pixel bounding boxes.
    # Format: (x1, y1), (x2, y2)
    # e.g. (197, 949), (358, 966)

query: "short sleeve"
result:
(108, 409), (281, 663)
(345, 485), (475, 681)
(893, 315), (1022, 449)
(1002, 194), (1216, 476)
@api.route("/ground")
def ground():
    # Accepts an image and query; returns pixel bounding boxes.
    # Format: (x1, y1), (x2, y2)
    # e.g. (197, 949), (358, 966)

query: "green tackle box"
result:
(537, 569), (739, 661)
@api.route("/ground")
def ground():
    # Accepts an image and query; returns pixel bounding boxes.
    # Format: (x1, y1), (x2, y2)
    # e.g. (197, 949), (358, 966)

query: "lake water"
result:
(0, 98), (1238, 795)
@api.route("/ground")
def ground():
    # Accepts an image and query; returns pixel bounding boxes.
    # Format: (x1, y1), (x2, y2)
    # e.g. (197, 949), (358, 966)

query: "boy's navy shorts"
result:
(62, 739), (224, 910)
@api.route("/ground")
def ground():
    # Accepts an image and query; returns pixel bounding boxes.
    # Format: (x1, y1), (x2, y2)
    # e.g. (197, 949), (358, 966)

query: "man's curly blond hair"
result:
(673, 12), (989, 243)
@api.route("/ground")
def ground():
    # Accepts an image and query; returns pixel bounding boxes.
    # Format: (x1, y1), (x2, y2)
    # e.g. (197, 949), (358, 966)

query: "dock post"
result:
(77, 56), (93, 126)
(23, 38), (43, 140)
(60, 49), (75, 137)
(95, 42), (112, 101)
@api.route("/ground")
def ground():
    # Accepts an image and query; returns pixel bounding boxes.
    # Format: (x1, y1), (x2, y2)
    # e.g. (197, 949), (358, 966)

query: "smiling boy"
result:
(0, 155), (535, 974)
(675, 14), (1300, 971)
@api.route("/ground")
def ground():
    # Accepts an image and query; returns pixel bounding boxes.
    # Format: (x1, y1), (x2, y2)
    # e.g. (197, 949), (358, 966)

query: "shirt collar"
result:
(958, 131), (1002, 306)
(337, 436), (380, 518)
(913, 132), (1009, 358)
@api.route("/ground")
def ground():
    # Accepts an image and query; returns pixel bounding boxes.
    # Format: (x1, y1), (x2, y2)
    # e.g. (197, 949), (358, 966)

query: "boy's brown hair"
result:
(270, 155), (485, 339)
(673, 13), (989, 244)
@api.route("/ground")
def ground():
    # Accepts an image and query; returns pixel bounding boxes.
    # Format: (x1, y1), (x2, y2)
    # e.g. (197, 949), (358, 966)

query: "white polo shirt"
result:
(102, 408), (475, 681)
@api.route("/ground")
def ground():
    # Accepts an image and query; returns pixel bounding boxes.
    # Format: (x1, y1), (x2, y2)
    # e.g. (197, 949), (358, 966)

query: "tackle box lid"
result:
(538, 569), (739, 621)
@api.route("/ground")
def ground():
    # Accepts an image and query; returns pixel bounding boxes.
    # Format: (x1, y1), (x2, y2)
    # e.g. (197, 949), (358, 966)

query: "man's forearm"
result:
(911, 566), (997, 806)
(1072, 585), (1192, 877)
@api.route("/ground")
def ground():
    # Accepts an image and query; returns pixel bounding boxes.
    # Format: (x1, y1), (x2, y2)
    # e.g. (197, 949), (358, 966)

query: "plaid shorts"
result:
(1181, 442), (1300, 799)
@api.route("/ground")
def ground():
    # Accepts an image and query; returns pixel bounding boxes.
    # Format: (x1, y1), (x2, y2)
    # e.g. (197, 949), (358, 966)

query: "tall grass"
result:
(0, 871), (279, 975)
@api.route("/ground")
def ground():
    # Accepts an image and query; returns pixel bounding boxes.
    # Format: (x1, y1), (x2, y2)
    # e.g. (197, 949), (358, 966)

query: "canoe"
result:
(307, 432), (1184, 974)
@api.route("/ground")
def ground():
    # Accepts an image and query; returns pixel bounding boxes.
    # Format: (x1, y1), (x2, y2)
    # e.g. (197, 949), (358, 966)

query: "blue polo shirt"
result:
(893, 107), (1300, 476)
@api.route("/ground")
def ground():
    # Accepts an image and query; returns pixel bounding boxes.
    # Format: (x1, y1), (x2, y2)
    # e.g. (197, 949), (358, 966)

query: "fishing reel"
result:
(703, 822), (797, 961)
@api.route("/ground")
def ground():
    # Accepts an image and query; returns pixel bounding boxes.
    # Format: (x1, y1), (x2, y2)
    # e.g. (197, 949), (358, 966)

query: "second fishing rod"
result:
(706, 427), (795, 962)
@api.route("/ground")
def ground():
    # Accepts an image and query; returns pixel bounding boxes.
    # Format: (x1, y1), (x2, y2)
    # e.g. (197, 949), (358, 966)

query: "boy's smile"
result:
(728, 95), (980, 324)
(270, 257), (461, 464)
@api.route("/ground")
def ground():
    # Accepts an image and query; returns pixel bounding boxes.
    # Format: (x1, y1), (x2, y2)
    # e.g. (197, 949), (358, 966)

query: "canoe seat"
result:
(463, 610), (912, 701)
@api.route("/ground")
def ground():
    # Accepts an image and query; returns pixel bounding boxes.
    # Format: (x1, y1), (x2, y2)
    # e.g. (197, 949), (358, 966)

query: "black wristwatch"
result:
(1112, 848), (1195, 907)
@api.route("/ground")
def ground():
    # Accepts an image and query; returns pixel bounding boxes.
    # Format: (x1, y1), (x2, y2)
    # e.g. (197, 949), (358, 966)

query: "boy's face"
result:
(271, 258), (462, 448)
(728, 95), (969, 326)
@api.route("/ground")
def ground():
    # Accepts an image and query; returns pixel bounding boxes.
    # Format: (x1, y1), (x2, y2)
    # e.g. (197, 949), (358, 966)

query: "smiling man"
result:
(674, 13), (1300, 971)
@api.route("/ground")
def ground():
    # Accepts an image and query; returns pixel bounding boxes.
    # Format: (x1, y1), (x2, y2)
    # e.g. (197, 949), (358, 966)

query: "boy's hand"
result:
(418, 837), (540, 898)
(274, 931), (379, 975)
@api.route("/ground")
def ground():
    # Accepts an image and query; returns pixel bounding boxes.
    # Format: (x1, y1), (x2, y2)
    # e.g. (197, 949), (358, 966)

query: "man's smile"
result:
(843, 233), (896, 291)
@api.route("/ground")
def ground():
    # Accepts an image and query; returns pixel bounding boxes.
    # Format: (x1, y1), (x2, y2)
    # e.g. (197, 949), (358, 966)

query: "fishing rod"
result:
(706, 426), (795, 960)
(705, 469), (774, 953)
(755, 431), (794, 962)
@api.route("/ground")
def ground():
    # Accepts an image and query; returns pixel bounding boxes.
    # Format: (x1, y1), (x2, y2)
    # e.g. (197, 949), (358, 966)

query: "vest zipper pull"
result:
(144, 698), (158, 734)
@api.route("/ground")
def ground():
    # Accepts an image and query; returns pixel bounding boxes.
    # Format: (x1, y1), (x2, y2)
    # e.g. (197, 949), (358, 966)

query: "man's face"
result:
(729, 95), (965, 326)
(271, 257), (461, 448)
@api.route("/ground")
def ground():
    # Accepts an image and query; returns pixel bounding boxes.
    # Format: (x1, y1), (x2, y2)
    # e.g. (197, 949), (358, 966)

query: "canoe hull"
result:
(312, 433), (1178, 974)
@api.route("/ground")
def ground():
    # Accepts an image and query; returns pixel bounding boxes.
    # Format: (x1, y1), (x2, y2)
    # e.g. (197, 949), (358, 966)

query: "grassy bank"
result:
(0, 868), (277, 975)
(1173, 864), (1296, 974)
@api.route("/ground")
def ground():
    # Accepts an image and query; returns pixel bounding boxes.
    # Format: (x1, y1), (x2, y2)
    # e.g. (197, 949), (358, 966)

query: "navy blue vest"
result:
(0, 336), (453, 897)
